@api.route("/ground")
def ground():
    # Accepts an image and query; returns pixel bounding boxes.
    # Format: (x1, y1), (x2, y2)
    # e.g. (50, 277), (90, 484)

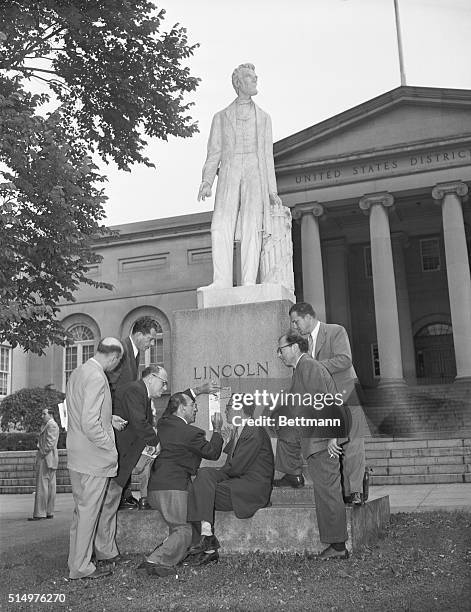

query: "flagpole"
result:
(393, 0), (407, 86)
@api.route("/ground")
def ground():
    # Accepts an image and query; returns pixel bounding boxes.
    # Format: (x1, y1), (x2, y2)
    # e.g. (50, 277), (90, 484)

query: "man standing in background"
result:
(27, 408), (60, 521)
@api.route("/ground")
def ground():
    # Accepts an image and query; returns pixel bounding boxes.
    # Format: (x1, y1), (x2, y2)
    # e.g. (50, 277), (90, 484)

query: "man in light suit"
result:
(198, 63), (282, 288)
(286, 302), (370, 505)
(277, 331), (350, 559)
(28, 408), (60, 521)
(186, 394), (274, 565)
(107, 315), (160, 509)
(66, 337), (124, 580)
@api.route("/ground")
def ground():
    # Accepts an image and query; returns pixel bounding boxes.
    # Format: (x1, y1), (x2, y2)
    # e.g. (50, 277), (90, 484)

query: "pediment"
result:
(274, 86), (471, 168)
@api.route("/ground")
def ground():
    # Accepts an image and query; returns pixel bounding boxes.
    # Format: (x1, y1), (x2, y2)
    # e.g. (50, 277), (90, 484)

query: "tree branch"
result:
(31, 73), (70, 91)
(17, 66), (59, 75)
(9, 27), (65, 69)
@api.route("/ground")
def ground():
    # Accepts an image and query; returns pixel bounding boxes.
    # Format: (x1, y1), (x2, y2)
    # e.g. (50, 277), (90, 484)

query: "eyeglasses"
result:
(152, 374), (168, 387)
(277, 342), (295, 355)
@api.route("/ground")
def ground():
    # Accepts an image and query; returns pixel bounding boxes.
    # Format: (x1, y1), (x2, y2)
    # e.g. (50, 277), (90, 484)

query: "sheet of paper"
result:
(208, 386), (231, 430)
(58, 400), (68, 430)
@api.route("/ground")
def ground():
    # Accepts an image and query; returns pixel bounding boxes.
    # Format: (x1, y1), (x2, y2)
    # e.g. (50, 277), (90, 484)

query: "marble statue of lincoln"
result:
(198, 63), (285, 289)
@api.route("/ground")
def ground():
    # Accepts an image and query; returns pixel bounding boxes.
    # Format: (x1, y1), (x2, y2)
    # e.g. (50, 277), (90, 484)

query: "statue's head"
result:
(232, 63), (257, 97)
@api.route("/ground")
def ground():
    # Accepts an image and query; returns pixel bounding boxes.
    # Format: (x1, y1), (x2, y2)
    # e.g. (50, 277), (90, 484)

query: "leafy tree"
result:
(0, 1), (199, 354)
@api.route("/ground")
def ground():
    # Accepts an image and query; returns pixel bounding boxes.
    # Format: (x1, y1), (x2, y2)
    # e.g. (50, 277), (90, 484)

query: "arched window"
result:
(138, 320), (164, 376)
(416, 323), (452, 337)
(64, 324), (96, 385)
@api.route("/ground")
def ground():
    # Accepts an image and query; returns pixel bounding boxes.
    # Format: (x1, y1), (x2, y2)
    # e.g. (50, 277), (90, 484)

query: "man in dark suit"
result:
(277, 331), (350, 560)
(287, 302), (370, 504)
(91, 365), (166, 562)
(138, 392), (224, 577)
(107, 316), (160, 509)
(186, 394), (274, 565)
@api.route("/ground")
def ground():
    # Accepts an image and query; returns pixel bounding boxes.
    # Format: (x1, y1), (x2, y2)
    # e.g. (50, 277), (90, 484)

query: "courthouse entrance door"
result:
(415, 323), (456, 384)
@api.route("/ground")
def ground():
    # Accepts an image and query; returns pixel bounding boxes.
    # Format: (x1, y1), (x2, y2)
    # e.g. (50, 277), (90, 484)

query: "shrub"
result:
(0, 432), (67, 451)
(0, 385), (65, 432)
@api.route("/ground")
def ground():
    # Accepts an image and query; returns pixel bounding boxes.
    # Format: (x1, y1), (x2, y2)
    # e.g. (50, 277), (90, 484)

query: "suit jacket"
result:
(149, 414), (223, 492)
(202, 99), (277, 238)
(37, 418), (60, 469)
(289, 354), (350, 457)
(66, 358), (117, 477)
(218, 424), (274, 519)
(314, 323), (370, 438)
(107, 337), (140, 406)
(314, 322), (355, 401)
(113, 380), (158, 488)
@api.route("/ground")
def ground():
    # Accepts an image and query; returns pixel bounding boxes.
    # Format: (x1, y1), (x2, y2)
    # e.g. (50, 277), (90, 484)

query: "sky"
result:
(101, 0), (471, 226)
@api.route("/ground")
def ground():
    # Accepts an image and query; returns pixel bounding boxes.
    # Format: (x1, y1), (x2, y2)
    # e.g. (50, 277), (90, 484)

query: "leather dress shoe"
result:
(138, 497), (152, 510)
(27, 516), (46, 521)
(317, 545), (349, 560)
(273, 474), (305, 488)
(80, 568), (112, 579)
(350, 492), (363, 506)
(46, 515), (54, 519)
(192, 550), (219, 566)
(96, 555), (121, 565)
(187, 534), (220, 555)
(118, 498), (139, 510)
(146, 563), (176, 577)
(137, 559), (153, 570)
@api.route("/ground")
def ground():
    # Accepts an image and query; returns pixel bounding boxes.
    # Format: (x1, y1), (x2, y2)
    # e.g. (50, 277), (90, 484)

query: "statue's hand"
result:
(198, 181), (212, 202)
(269, 192), (282, 207)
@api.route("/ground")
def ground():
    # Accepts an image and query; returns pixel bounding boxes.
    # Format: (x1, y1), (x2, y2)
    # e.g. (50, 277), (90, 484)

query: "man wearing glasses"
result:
(91, 365), (167, 564)
(94, 365), (219, 564)
(275, 331), (349, 560)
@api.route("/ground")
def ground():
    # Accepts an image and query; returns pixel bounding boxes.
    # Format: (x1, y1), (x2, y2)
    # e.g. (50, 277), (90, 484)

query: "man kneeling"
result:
(140, 392), (223, 577)
(186, 394), (274, 565)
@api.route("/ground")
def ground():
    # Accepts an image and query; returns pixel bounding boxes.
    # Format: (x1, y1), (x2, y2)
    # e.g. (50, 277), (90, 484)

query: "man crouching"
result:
(186, 394), (274, 565)
(139, 392), (223, 577)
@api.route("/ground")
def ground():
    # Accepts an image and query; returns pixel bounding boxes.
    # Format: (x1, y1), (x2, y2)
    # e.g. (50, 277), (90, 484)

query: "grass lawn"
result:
(1, 512), (470, 611)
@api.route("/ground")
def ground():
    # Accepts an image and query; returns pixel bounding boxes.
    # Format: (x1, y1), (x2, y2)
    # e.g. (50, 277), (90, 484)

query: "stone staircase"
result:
(363, 383), (471, 438)
(2, 436), (470, 493)
(0, 450), (70, 494)
(365, 437), (471, 485)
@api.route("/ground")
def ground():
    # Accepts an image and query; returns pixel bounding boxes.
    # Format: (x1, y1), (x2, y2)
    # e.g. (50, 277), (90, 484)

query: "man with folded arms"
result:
(186, 394), (274, 565)
(139, 392), (224, 577)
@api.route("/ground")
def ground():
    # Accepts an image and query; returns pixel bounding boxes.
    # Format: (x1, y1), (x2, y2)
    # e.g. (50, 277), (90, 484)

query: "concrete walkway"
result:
(1, 484), (470, 556)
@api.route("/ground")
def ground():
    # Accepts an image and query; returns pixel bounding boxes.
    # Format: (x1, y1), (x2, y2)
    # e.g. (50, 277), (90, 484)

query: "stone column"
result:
(294, 203), (326, 321)
(432, 181), (471, 381)
(324, 238), (352, 337)
(359, 193), (405, 385)
(391, 232), (416, 382)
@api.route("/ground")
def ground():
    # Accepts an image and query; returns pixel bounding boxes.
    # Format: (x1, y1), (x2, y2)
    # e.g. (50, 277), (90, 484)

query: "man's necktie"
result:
(308, 334), (314, 357)
(231, 426), (240, 458)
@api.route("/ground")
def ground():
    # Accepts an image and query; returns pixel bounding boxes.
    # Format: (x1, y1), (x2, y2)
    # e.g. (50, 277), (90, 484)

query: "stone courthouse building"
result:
(3, 86), (471, 406)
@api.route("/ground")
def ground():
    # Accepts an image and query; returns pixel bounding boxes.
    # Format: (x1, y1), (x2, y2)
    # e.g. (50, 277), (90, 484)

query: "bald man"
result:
(66, 337), (125, 580)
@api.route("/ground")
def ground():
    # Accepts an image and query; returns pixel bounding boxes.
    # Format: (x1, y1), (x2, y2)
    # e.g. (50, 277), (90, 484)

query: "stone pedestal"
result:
(197, 283), (295, 309)
(117, 495), (390, 554)
(171, 298), (294, 444)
